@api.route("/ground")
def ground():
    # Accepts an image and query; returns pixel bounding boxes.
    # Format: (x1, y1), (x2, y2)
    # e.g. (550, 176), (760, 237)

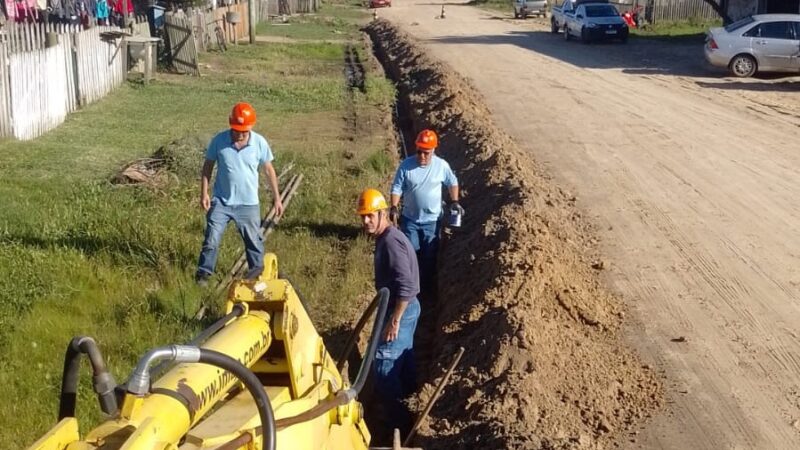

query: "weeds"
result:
(1, 3), (395, 445)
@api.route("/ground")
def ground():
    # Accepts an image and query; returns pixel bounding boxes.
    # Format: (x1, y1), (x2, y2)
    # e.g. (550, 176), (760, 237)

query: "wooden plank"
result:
(65, 33), (77, 112)
(0, 44), (11, 138)
(165, 14), (200, 75)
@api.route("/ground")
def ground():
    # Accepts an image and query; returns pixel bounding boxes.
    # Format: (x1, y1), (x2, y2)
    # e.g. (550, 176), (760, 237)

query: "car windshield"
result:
(724, 16), (755, 32)
(585, 5), (618, 17)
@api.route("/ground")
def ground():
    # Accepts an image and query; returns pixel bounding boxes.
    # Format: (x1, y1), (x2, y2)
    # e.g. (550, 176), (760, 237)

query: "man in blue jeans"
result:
(357, 188), (420, 439)
(195, 102), (283, 286)
(390, 129), (462, 291)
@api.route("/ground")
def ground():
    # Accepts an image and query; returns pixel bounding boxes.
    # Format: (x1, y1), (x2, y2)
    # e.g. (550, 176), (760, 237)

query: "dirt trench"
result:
(364, 20), (663, 449)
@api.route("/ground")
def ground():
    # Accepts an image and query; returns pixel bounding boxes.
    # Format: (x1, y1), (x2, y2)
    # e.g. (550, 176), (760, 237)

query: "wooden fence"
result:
(606, 0), (720, 23)
(165, 13), (200, 76)
(650, 0), (720, 22)
(0, 25), (127, 140)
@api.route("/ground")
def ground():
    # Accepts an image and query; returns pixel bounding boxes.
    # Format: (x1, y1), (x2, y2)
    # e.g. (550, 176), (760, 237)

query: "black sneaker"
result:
(244, 267), (264, 281)
(195, 272), (211, 288)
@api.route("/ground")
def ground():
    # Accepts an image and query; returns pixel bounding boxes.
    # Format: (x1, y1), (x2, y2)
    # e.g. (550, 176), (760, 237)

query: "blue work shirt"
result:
(391, 155), (458, 224)
(206, 130), (273, 206)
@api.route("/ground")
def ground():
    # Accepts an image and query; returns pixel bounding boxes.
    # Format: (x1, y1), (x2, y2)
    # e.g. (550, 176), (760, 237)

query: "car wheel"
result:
(581, 27), (590, 44)
(551, 18), (559, 33)
(729, 54), (757, 78)
(620, 34), (628, 44)
(564, 25), (571, 40)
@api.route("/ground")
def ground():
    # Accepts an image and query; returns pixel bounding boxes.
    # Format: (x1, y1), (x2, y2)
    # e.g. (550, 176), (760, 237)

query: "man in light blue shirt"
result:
(390, 129), (462, 290)
(195, 102), (283, 286)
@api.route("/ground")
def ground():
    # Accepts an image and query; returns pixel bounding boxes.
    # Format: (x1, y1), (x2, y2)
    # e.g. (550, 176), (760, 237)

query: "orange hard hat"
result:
(229, 102), (256, 132)
(356, 188), (388, 215)
(415, 129), (438, 150)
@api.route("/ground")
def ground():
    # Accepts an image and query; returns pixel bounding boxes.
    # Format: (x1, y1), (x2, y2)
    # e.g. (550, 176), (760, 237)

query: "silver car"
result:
(514, 0), (547, 19)
(705, 14), (800, 77)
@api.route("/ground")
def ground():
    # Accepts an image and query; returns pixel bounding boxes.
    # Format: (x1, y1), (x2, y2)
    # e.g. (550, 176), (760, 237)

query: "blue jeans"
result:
(373, 298), (420, 433)
(196, 198), (264, 279)
(400, 217), (440, 289)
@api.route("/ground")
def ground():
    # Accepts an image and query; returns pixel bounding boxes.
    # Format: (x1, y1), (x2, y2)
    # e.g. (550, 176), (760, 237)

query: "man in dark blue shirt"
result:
(356, 188), (420, 438)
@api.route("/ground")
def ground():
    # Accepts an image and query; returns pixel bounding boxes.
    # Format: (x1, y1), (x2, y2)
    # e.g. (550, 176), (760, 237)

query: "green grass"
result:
(256, 1), (370, 40)
(469, 0), (513, 15)
(0, 6), (396, 446)
(633, 17), (722, 39)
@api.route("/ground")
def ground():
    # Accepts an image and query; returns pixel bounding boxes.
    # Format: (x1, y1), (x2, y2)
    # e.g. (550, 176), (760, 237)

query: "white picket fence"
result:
(0, 25), (127, 140)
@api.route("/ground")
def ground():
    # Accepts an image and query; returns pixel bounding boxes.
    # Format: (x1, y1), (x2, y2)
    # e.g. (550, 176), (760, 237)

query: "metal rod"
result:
(403, 347), (466, 447)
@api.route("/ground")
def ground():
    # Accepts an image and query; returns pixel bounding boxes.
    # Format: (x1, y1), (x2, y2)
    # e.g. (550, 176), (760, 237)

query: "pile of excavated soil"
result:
(365, 20), (663, 449)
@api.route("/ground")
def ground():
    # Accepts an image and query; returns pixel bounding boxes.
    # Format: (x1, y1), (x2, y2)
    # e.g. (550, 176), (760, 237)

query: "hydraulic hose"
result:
(272, 288), (389, 430)
(58, 336), (117, 420)
(336, 288), (385, 373)
(149, 303), (247, 381)
(126, 345), (276, 450)
(349, 287), (390, 396)
(198, 349), (276, 450)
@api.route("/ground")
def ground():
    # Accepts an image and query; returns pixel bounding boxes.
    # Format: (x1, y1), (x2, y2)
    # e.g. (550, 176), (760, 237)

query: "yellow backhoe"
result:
(26, 253), (399, 450)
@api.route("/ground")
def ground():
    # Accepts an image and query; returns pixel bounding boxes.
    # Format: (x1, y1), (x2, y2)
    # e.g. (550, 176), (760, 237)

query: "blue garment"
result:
(206, 130), (273, 206)
(400, 218), (439, 289)
(95, 0), (108, 19)
(391, 154), (458, 224)
(196, 198), (264, 278)
(400, 217), (440, 290)
(373, 298), (420, 433)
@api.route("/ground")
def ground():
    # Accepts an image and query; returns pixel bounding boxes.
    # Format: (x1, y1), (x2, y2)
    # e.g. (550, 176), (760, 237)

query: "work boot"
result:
(245, 266), (264, 281)
(195, 272), (211, 288)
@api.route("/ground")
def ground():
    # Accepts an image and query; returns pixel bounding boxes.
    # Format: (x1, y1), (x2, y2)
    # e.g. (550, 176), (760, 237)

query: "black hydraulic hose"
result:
(150, 303), (247, 381)
(270, 288), (390, 430)
(197, 349), (276, 450)
(58, 336), (117, 420)
(336, 288), (383, 373)
(349, 287), (389, 395)
(190, 303), (247, 346)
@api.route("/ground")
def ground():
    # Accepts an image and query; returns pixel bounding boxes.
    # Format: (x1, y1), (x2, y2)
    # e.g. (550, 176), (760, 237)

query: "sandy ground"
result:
(379, 2), (800, 449)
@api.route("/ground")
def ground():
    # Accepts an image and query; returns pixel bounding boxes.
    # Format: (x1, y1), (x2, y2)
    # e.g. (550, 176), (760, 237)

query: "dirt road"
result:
(380, 3), (800, 448)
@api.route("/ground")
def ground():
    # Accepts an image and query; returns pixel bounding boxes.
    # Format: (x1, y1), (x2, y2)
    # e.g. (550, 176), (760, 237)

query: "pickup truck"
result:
(563, 2), (628, 43)
(550, 0), (580, 33)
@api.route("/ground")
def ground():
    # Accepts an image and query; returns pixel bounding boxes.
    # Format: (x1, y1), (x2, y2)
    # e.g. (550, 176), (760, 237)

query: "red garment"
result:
(111, 0), (133, 14)
(14, 0), (38, 22)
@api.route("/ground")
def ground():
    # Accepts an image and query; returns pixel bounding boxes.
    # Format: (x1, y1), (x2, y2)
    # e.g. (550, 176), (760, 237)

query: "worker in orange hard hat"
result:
(390, 129), (461, 292)
(195, 102), (284, 287)
(357, 188), (420, 441)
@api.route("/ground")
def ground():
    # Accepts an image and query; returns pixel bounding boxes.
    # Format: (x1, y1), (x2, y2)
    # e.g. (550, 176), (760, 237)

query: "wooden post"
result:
(248, 0), (255, 44)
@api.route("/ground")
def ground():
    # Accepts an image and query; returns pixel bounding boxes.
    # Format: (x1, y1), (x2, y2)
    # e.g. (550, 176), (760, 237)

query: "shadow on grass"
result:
(288, 221), (363, 240)
(3, 231), (195, 269)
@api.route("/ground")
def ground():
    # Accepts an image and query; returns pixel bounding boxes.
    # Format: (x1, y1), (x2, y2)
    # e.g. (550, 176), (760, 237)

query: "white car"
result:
(705, 14), (800, 77)
(514, 0), (547, 19)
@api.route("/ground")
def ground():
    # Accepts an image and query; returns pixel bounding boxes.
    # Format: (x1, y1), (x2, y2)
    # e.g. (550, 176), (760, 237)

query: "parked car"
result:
(513, 0), (547, 19)
(705, 14), (800, 77)
(563, 2), (628, 43)
(369, 0), (391, 8)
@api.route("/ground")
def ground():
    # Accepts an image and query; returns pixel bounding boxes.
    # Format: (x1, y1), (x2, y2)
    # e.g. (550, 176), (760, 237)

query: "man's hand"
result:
(201, 194), (211, 212)
(383, 318), (400, 342)
(450, 201), (465, 216)
(274, 198), (285, 218)
(389, 205), (399, 225)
